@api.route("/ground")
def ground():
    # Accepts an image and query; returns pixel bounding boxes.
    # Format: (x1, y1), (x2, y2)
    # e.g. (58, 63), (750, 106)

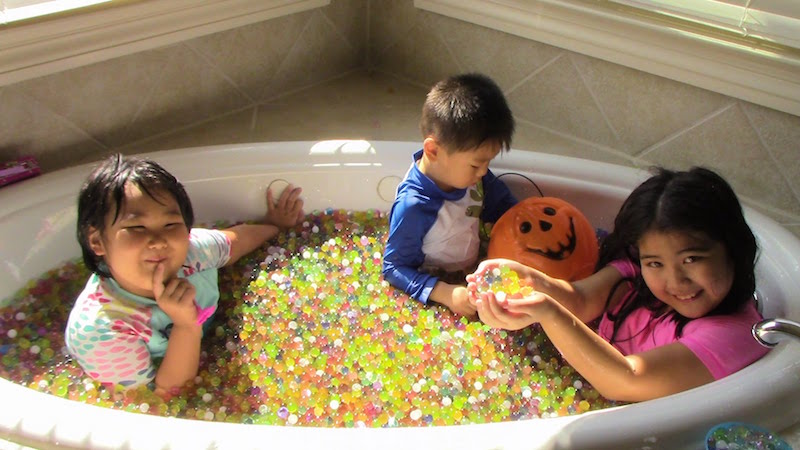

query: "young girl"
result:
(467, 167), (769, 402)
(66, 154), (304, 393)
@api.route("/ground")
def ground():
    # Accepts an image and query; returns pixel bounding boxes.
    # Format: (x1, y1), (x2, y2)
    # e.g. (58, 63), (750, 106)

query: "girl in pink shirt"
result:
(467, 167), (768, 402)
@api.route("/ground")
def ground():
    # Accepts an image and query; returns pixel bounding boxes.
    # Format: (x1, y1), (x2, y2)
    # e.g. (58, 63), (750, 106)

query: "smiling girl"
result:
(467, 167), (769, 401)
(66, 154), (303, 393)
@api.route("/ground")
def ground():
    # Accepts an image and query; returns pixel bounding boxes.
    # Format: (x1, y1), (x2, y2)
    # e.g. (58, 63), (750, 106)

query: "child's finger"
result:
(152, 263), (166, 299)
(178, 282), (196, 304)
(476, 296), (501, 325)
(277, 184), (298, 208)
(486, 291), (509, 318)
(266, 188), (276, 211)
(284, 186), (303, 212)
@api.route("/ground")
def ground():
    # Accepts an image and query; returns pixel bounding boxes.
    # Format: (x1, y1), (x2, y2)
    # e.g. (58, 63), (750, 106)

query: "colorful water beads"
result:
(0, 209), (615, 426)
(471, 265), (535, 300)
(706, 422), (792, 450)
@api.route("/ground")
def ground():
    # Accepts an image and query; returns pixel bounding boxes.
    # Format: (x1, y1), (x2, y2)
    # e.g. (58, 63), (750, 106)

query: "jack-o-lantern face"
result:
(488, 197), (598, 281)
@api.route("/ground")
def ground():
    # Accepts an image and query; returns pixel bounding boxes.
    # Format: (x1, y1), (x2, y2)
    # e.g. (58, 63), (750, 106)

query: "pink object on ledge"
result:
(0, 156), (41, 187)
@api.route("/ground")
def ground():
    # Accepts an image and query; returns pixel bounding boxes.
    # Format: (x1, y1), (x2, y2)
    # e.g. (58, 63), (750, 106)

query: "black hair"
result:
(598, 166), (758, 341)
(76, 154), (194, 277)
(420, 73), (515, 153)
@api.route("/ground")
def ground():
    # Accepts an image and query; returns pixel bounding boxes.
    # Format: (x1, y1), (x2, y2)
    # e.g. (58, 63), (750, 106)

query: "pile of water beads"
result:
(471, 265), (535, 300)
(0, 209), (615, 426)
(706, 422), (792, 450)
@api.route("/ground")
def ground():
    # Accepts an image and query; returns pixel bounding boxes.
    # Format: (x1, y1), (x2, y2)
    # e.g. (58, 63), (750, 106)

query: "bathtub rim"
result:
(1, 140), (799, 450)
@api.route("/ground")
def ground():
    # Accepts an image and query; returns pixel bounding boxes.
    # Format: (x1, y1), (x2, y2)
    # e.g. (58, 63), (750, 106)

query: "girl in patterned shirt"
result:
(66, 154), (303, 393)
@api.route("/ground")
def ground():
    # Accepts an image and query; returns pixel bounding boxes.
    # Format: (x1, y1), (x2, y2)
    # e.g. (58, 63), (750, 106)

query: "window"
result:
(609, 0), (800, 49)
(1, 0), (113, 24)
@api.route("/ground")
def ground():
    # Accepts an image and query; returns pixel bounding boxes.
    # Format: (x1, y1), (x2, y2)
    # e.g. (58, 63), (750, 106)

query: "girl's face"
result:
(637, 229), (734, 319)
(89, 183), (190, 298)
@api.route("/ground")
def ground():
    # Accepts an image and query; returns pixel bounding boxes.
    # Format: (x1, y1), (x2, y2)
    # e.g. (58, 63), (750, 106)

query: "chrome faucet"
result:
(752, 318), (800, 347)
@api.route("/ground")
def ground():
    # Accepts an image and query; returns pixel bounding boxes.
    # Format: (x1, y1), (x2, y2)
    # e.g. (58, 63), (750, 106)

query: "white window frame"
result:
(0, 0), (330, 87)
(415, 0), (800, 116)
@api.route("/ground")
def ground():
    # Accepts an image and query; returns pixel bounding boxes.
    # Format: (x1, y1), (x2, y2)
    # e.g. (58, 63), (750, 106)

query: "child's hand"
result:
(265, 184), (304, 229)
(475, 291), (537, 330)
(449, 286), (477, 317)
(153, 263), (198, 328)
(431, 282), (476, 317)
(471, 258), (548, 291)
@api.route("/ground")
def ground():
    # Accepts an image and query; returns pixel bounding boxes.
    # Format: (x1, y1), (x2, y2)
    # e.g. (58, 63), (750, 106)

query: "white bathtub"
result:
(1, 141), (799, 450)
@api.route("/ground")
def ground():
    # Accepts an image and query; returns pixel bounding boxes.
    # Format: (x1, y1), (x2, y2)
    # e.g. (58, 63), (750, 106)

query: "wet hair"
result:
(420, 73), (514, 153)
(76, 154), (194, 277)
(597, 166), (758, 341)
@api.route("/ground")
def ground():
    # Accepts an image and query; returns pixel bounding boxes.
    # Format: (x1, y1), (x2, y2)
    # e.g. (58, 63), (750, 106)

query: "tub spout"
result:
(752, 318), (800, 347)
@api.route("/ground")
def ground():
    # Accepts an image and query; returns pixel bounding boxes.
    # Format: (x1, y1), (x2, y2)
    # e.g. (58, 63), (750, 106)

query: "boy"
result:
(382, 73), (517, 317)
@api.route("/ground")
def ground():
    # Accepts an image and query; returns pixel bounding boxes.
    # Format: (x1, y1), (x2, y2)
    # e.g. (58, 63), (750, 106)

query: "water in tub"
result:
(0, 207), (618, 427)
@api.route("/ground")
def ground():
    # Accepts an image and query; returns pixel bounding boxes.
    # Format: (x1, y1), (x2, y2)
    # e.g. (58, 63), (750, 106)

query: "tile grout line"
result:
(184, 41), (258, 106)
(365, 0), (372, 68)
(113, 104), (258, 154)
(504, 53), (563, 97)
(319, 7), (357, 54)
(434, 21), (465, 74)
(372, 6), (424, 60)
(257, 11), (317, 102)
(739, 102), (800, 208)
(123, 46), (177, 144)
(17, 89), (108, 152)
(635, 101), (736, 159)
(514, 116), (639, 166)
(569, 53), (621, 143)
(260, 68), (362, 105)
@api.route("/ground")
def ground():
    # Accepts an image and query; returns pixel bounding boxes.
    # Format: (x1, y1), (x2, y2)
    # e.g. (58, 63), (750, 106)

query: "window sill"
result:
(415, 0), (800, 116)
(0, 0), (329, 87)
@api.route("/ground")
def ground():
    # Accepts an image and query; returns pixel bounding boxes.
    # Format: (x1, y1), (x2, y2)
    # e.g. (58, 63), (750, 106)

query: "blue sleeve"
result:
(382, 194), (439, 304)
(481, 170), (518, 223)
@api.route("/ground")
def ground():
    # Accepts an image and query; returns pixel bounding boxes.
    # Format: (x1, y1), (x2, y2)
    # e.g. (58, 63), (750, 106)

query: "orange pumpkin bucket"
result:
(488, 197), (599, 281)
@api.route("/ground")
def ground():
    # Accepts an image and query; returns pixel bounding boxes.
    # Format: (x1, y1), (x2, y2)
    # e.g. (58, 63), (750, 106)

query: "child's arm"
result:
(222, 185), (303, 265)
(429, 282), (476, 317)
(152, 262), (202, 393)
(468, 258), (624, 323)
(478, 291), (714, 401)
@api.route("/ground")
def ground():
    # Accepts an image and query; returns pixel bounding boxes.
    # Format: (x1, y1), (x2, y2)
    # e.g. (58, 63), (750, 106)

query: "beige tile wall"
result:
(368, 0), (800, 237)
(1, 0), (798, 238)
(0, 0), (368, 169)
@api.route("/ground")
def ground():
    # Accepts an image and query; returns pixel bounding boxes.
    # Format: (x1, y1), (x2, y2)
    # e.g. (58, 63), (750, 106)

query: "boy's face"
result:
(433, 140), (501, 191)
(88, 182), (190, 298)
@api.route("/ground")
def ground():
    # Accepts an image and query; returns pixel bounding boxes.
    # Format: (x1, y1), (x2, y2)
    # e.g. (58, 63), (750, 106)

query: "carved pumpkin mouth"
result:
(524, 218), (577, 260)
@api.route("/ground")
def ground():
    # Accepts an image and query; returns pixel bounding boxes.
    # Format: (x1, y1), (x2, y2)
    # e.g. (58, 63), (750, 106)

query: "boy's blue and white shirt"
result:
(382, 149), (517, 304)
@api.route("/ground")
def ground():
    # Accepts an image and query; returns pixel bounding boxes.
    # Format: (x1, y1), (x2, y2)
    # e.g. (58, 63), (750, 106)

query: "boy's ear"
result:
(422, 137), (440, 161)
(88, 227), (106, 256)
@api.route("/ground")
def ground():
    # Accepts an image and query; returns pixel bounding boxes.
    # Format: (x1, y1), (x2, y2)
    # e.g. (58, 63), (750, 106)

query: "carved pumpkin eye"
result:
(543, 207), (556, 216)
(520, 221), (532, 233)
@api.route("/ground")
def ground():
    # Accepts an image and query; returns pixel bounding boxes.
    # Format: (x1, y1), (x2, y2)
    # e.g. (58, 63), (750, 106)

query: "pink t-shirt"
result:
(596, 259), (769, 379)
